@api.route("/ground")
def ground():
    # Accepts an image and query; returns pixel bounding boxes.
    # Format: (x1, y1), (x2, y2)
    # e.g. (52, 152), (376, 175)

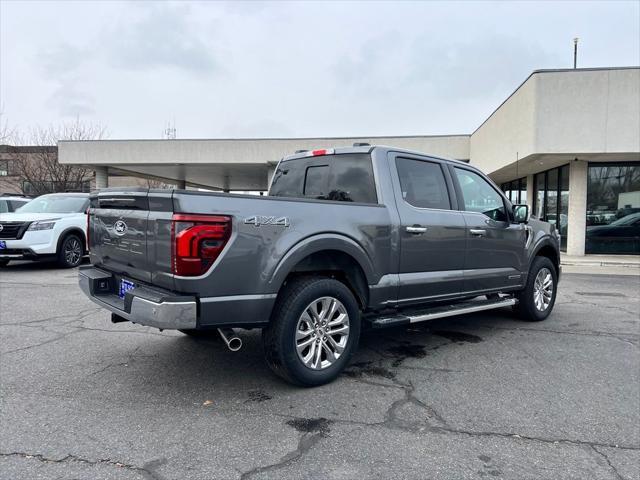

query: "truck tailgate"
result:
(89, 189), (174, 288)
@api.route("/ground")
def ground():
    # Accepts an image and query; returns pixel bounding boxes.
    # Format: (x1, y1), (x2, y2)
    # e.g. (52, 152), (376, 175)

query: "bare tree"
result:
(11, 118), (106, 195)
(145, 178), (172, 189)
(0, 110), (15, 145)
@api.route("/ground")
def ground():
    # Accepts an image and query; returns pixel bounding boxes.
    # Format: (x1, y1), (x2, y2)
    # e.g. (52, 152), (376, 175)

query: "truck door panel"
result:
(390, 155), (466, 304)
(451, 167), (527, 292)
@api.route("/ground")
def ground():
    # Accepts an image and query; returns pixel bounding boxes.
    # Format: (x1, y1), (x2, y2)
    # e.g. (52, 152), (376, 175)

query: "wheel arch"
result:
(56, 227), (87, 254)
(530, 239), (560, 275)
(269, 234), (376, 309)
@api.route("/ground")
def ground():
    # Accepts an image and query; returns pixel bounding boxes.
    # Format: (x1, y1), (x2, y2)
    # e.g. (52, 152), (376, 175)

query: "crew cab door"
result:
(450, 166), (527, 292)
(390, 154), (467, 304)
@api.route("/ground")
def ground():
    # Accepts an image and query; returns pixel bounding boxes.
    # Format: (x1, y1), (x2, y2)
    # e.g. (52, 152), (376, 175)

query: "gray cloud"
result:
(2, 0), (638, 138)
(405, 34), (562, 99)
(46, 78), (95, 117)
(38, 44), (89, 77)
(104, 3), (217, 75)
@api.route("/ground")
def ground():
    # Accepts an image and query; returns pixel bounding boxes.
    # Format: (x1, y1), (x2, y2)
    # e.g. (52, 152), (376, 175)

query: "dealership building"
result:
(59, 67), (640, 256)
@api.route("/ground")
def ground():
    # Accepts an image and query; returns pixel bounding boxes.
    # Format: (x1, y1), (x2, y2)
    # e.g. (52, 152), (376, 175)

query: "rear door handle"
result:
(469, 229), (486, 237)
(406, 226), (428, 234)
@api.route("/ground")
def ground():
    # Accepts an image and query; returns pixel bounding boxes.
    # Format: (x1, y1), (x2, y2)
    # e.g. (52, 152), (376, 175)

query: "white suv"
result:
(0, 193), (90, 268)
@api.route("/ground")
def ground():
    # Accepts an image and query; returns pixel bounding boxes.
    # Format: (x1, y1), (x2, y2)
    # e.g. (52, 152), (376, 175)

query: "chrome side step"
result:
(369, 297), (518, 329)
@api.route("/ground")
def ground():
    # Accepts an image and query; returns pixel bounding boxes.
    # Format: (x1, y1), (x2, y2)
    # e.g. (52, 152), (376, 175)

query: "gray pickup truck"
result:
(79, 145), (560, 386)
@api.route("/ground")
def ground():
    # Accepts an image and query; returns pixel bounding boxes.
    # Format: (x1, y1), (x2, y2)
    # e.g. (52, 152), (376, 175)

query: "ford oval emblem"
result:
(114, 219), (128, 236)
(0, 224), (3, 232)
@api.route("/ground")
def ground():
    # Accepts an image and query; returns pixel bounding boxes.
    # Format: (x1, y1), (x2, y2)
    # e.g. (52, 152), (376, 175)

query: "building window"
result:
(586, 163), (640, 255)
(22, 180), (91, 195)
(0, 160), (9, 176)
(532, 165), (570, 251)
(500, 177), (527, 204)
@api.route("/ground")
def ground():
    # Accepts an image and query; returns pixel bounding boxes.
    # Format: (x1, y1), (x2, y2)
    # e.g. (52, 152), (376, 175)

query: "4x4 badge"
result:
(244, 216), (290, 228)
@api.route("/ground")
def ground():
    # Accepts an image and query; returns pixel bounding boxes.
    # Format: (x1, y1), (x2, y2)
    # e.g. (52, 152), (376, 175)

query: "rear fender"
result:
(269, 233), (376, 292)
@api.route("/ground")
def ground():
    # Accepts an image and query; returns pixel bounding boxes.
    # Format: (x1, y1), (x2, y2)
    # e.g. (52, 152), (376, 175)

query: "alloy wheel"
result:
(295, 296), (350, 370)
(64, 238), (82, 266)
(533, 267), (553, 311)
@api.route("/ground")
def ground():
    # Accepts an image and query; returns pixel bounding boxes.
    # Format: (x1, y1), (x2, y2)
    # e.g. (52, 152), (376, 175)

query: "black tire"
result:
(514, 256), (558, 322)
(262, 276), (361, 387)
(57, 234), (84, 268)
(0, 259), (9, 267)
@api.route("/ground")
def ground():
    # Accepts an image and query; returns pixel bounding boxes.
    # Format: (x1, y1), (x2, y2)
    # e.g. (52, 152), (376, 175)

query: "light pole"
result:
(573, 37), (579, 69)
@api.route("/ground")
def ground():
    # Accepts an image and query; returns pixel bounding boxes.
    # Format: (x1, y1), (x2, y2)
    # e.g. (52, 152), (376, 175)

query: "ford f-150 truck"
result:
(79, 145), (560, 386)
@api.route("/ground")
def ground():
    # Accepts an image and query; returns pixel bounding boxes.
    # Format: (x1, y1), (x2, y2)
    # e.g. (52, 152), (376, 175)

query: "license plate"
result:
(0, 241), (5, 249)
(119, 279), (136, 299)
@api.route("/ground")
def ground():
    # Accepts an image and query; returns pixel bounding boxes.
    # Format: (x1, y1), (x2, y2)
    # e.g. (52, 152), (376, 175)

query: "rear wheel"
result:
(262, 276), (360, 387)
(57, 234), (84, 268)
(514, 256), (558, 321)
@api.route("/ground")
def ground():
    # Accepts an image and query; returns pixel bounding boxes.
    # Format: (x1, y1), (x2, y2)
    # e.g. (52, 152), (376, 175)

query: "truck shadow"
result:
(81, 307), (521, 403)
(1, 257), (90, 271)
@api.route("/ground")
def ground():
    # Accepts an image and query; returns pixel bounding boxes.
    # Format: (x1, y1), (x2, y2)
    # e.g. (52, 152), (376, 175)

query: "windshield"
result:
(609, 213), (640, 226)
(16, 195), (89, 214)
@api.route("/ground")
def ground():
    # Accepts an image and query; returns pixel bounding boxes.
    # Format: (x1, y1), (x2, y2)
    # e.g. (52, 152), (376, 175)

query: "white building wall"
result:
(469, 75), (538, 174)
(470, 68), (640, 175)
(535, 68), (640, 155)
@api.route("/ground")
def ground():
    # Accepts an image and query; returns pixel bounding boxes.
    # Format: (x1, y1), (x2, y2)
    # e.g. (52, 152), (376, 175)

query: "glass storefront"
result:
(586, 163), (640, 255)
(532, 165), (570, 250)
(500, 177), (527, 204)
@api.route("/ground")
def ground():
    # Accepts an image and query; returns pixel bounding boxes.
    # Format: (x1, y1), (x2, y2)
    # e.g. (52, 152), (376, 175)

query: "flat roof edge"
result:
(472, 66), (640, 136)
(58, 133), (471, 144)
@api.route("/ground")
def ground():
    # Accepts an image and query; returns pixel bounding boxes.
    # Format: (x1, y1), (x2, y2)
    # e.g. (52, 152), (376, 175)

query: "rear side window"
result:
(328, 155), (377, 203)
(304, 165), (329, 198)
(270, 154), (377, 204)
(396, 158), (451, 209)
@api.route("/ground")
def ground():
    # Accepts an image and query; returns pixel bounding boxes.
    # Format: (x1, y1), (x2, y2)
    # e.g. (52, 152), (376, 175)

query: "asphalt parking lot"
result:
(0, 262), (638, 480)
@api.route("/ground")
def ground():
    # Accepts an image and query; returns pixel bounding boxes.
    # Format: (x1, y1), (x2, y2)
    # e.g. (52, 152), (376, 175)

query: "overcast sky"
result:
(1, 0), (639, 140)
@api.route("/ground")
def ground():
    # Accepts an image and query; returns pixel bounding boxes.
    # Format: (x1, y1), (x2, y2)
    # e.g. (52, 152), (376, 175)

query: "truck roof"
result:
(281, 144), (470, 167)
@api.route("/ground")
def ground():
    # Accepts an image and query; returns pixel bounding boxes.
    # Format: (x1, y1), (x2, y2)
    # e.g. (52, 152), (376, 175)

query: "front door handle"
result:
(406, 226), (428, 234)
(469, 229), (486, 237)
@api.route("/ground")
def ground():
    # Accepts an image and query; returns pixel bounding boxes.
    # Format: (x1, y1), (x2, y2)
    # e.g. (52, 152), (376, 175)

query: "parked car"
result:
(0, 193), (90, 268)
(0, 195), (31, 213)
(79, 145), (561, 386)
(586, 212), (640, 254)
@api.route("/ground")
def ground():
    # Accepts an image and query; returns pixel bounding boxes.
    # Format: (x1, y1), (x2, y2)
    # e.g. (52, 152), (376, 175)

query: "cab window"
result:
(454, 168), (507, 221)
(396, 158), (450, 209)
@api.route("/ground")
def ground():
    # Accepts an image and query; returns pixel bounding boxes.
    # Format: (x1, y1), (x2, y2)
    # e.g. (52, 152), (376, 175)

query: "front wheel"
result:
(57, 234), (84, 268)
(262, 276), (361, 387)
(514, 256), (558, 321)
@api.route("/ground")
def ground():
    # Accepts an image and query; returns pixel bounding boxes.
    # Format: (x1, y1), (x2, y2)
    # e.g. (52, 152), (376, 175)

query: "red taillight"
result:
(171, 214), (231, 276)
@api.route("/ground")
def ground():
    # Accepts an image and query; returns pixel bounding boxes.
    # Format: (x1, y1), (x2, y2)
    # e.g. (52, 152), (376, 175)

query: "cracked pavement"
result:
(0, 261), (638, 479)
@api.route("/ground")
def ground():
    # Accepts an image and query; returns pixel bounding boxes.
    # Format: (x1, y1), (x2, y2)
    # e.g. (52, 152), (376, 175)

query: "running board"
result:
(369, 297), (518, 329)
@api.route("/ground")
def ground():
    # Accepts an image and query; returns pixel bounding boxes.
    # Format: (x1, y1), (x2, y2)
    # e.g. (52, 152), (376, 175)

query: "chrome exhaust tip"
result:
(217, 328), (242, 352)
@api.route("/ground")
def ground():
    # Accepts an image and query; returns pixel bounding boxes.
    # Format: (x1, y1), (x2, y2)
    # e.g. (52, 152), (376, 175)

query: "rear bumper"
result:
(79, 266), (197, 330)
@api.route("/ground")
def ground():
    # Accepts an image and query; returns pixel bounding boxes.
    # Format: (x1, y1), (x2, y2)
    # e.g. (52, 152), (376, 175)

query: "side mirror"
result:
(513, 204), (530, 223)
